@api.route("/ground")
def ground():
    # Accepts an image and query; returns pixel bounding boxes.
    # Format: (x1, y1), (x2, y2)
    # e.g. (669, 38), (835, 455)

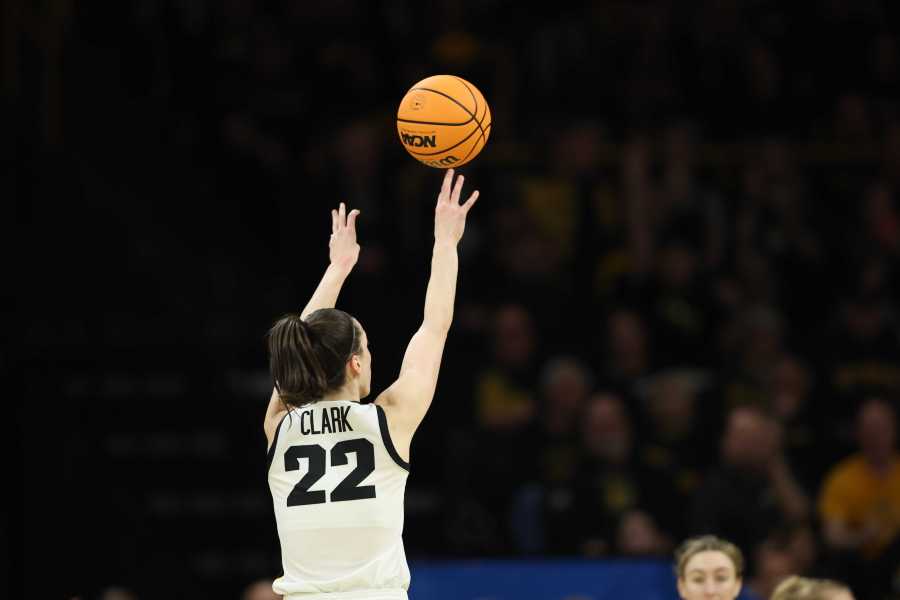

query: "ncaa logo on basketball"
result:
(401, 133), (436, 148)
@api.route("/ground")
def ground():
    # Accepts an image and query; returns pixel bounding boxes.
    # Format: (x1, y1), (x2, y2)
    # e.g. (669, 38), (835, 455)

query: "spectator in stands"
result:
(473, 303), (538, 431)
(596, 308), (653, 398)
(783, 523), (820, 579)
(509, 356), (592, 555)
(674, 535), (744, 600)
(469, 303), (540, 548)
(818, 398), (900, 596)
(647, 238), (714, 364)
(616, 509), (671, 557)
(770, 354), (826, 491)
(575, 392), (676, 556)
(532, 356), (592, 486)
(747, 536), (799, 600)
(821, 264), (900, 433)
(722, 305), (786, 410)
(691, 405), (809, 563)
(636, 368), (715, 538)
(491, 198), (573, 328)
(656, 120), (727, 272)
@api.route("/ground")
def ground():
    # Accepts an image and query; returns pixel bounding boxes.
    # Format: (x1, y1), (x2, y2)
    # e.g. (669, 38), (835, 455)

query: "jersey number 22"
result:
(284, 439), (376, 506)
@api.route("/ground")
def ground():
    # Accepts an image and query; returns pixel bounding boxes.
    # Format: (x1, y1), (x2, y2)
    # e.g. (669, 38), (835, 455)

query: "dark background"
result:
(10, 0), (900, 598)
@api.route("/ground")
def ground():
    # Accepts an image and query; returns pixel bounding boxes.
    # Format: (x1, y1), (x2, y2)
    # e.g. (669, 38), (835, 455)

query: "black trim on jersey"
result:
(266, 412), (289, 475)
(376, 405), (410, 471)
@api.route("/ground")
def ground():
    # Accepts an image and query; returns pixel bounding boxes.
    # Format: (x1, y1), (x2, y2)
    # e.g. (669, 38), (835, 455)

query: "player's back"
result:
(267, 399), (411, 600)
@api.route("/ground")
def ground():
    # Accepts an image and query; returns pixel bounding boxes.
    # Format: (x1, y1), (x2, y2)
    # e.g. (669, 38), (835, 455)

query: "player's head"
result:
(674, 535), (743, 600)
(770, 576), (854, 600)
(267, 309), (371, 407)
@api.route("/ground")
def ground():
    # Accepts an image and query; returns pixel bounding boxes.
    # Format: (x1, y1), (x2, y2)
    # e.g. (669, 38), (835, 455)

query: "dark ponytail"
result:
(266, 309), (361, 408)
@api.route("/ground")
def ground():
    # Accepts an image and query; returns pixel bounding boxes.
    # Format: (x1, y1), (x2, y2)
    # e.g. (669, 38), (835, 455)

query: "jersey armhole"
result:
(376, 405), (411, 471)
(266, 412), (289, 474)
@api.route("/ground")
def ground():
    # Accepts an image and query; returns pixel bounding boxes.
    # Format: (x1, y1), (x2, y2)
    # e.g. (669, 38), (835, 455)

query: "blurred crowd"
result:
(16, 0), (900, 598)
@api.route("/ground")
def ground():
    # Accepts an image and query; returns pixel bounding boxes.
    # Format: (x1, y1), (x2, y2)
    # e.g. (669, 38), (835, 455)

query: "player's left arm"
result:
(264, 202), (361, 444)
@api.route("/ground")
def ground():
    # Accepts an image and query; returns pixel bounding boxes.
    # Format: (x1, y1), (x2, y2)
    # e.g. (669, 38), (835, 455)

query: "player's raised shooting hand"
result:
(329, 202), (361, 273)
(434, 169), (479, 245)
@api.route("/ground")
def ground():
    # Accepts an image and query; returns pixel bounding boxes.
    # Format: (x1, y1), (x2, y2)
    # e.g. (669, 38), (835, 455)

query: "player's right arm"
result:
(375, 169), (479, 460)
(264, 202), (361, 447)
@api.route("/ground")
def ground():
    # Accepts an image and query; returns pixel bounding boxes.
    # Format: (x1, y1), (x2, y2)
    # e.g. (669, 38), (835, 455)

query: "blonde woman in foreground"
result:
(675, 535), (744, 600)
(770, 576), (854, 600)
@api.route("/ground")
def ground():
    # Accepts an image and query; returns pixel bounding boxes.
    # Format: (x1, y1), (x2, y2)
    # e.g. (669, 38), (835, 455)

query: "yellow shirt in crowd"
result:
(819, 453), (900, 559)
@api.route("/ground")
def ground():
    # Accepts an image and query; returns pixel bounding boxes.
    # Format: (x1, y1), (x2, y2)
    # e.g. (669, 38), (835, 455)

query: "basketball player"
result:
(674, 535), (744, 600)
(263, 169), (479, 600)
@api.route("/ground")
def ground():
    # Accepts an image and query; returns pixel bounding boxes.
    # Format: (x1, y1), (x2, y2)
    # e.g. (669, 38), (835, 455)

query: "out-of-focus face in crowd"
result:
(771, 355), (811, 420)
(492, 304), (536, 369)
(540, 357), (591, 416)
(646, 371), (699, 439)
(606, 309), (648, 377)
(581, 393), (632, 464)
(858, 399), (896, 465)
(721, 406), (780, 472)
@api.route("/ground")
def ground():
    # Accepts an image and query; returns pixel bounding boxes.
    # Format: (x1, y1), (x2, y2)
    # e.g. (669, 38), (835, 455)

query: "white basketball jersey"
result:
(267, 400), (411, 600)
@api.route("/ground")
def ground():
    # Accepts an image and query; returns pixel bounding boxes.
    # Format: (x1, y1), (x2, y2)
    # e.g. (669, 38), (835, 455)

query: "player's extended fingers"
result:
(332, 209), (339, 233)
(461, 190), (480, 213)
(347, 209), (360, 233)
(439, 168), (454, 204)
(451, 174), (465, 205)
(338, 202), (346, 227)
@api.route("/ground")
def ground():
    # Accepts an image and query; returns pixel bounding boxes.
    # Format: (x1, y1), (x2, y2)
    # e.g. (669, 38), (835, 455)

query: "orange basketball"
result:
(396, 75), (491, 168)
